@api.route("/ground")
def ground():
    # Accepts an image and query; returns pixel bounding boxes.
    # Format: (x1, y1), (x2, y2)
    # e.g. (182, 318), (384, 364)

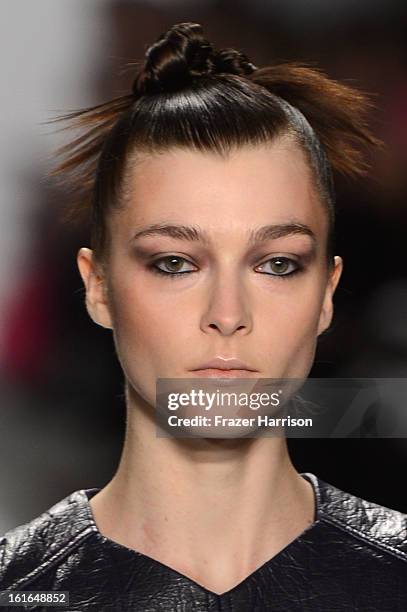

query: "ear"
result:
(77, 247), (113, 329)
(317, 256), (343, 336)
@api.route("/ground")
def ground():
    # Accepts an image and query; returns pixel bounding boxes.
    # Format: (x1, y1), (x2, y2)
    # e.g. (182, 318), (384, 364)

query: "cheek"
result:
(278, 291), (322, 333)
(257, 278), (325, 371)
(259, 271), (325, 328)
(108, 279), (193, 360)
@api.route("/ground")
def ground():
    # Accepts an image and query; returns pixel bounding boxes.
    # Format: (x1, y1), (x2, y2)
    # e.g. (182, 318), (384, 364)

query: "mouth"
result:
(190, 357), (259, 378)
(190, 368), (258, 378)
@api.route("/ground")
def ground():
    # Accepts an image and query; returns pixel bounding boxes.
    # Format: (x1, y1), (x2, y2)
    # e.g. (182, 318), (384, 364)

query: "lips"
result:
(190, 357), (258, 377)
(191, 369), (257, 378)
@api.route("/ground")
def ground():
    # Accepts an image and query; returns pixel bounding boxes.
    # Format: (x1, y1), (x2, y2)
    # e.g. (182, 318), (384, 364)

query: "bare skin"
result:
(77, 140), (342, 595)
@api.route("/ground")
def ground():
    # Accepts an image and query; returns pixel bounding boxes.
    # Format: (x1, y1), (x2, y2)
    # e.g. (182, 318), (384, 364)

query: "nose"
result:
(200, 273), (253, 336)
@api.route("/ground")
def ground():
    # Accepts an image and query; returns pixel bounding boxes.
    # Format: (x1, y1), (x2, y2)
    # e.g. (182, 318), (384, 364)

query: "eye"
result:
(254, 256), (300, 277)
(151, 255), (197, 276)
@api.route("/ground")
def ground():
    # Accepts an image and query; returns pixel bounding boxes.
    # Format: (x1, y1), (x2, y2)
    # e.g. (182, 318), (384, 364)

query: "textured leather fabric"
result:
(1, 472), (406, 611)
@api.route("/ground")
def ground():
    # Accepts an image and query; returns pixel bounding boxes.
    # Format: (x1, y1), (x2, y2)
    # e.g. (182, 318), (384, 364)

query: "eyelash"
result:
(149, 255), (303, 280)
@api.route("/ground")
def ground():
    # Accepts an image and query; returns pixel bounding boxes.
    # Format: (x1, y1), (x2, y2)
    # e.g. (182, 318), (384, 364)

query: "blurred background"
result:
(0, 0), (406, 533)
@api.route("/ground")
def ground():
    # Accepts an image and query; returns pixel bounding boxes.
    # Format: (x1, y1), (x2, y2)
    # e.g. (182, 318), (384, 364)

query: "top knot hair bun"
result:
(132, 22), (257, 96)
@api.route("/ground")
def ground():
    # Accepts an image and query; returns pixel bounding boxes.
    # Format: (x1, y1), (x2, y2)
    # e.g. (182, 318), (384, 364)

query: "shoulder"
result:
(0, 489), (98, 590)
(304, 472), (407, 564)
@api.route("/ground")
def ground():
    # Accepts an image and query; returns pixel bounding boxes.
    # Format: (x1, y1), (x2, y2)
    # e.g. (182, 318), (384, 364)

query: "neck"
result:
(90, 385), (315, 594)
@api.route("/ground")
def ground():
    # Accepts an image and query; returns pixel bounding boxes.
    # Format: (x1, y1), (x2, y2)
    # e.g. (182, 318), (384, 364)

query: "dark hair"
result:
(49, 22), (380, 265)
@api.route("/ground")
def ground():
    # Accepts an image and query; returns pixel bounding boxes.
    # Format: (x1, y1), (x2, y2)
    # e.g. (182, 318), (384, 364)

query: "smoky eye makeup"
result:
(142, 252), (314, 281)
(130, 245), (200, 278)
(129, 236), (318, 280)
(148, 255), (198, 277)
(254, 256), (302, 278)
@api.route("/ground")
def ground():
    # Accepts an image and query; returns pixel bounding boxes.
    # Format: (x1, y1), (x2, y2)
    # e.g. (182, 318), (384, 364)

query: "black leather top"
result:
(1, 473), (406, 611)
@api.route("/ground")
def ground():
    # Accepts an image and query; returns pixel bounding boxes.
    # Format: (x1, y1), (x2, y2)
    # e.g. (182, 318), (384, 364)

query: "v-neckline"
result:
(82, 472), (321, 598)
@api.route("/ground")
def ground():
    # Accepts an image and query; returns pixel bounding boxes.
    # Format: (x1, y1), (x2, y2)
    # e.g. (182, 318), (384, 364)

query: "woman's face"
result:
(78, 140), (342, 408)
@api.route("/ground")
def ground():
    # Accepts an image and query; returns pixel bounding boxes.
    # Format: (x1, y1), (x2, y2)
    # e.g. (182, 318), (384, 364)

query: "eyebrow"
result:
(130, 222), (316, 245)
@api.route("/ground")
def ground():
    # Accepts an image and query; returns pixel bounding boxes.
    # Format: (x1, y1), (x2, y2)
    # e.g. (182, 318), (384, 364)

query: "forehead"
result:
(112, 140), (327, 241)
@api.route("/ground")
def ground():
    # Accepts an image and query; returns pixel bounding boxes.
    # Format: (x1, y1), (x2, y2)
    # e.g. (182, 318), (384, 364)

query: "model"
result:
(1, 22), (406, 611)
